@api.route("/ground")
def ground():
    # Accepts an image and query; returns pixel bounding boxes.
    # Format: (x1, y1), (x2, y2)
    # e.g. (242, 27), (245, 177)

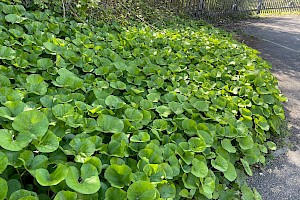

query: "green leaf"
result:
(152, 119), (168, 130)
(211, 155), (228, 172)
(37, 58), (53, 70)
(69, 138), (96, 161)
(9, 189), (38, 200)
(104, 164), (132, 188)
(12, 110), (49, 140)
(34, 130), (59, 153)
(0, 129), (32, 151)
(35, 164), (68, 186)
(191, 158), (208, 178)
(0, 178), (8, 200)
(157, 182), (176, 199)
(65, 164), (101, 194)
(130, 132), (150, 143)
(3, 101), (26, 116)
(6, 179), (21, 199)
(5, 14), (26, 24)
(168, 101), (183, 114)
(105, 95), (125, 109)
(254, 116), (269, 131)
(0, 107), (13, 120)
(188, 137), (206, 152)
(182, 119), (197, 136)
(0, 75), (11, 87)
(43, 42), (58, 52)
(266, 141), (277, 151)
(221, 139), (236, 153)
(0, 152), (8, 174)
(202, 176), (215, 199)
(241, 184), (255, 200)
(156, 106), (171, 117)
(25, 74), (48, 95)
(105, 187), (127, 200)
(241, 159), (253, 176)
(52, 103), (74, 120)
(127, 181), (156, 200)
(192, 100), (210, 112)
(237, 135), (254, 150)
(0, 45), (15, 60)
(110, 81), (126, 90)
(223, 162), (237, 181)
(55, 68), (84, 91)
(82, 156), (102, 174)
(54, 191), (77, 200)
(182, 173), (199, 190)
(125, 108), (143, 121)
(97, 114), (124, 133)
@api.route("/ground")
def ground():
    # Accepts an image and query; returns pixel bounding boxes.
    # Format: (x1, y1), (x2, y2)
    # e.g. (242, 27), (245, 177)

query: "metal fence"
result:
(149, 0), (300, 17)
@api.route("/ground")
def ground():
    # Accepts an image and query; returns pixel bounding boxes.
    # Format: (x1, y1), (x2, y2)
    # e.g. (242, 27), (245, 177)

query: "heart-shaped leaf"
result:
(0, 45), (15, 60)
(65, 163), (100, 194)
(127, 181), (156, 200)
(97, 114), (124, 133)
(35, 164), (68, 186)
(12, 110), (49, 140)
(104, 164), (133, 188)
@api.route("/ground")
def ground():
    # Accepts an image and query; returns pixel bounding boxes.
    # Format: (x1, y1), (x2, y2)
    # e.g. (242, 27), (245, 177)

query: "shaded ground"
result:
(229, 15), (300, 200)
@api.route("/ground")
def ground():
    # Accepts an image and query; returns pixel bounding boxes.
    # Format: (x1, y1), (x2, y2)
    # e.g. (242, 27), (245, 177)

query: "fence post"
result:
(257, 0), (263, 14)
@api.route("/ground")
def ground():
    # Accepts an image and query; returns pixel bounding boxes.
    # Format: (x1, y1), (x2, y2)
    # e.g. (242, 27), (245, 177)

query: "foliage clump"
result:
(0, 2), (286, 199)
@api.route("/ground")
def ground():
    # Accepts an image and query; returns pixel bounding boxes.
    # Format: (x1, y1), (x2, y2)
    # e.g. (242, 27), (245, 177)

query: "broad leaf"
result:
(0, 129), (32, 151)
(53, 191), (77, 200)
(211, 155), (228, 172)
(35, 164), (68, 186)
(104, 164), (133, 188)
(12, 110), (49, 139)
(0, 45), (15, 60)
(65, 164), (100, 194)
(97, 114), (124, 133)
(105, 187), (127, 200)
(0, 178), (8, 200)
(127, 181), (156, 200)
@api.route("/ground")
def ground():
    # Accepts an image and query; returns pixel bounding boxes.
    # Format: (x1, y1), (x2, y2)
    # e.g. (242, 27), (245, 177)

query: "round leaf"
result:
(9, 189), (38, 200)
(211, 155), (228, 172)
(0, 152), (8, 174)
(157, 182), (176, 199)
(97, 114), (124, 133)
(127, 181), (156, 200)
(221, 139), (236, 153)
(36, 164), (68, 186)
(54, 191), (77, 200)
(237, 135), (254, 150)
(0, 178), (8, 200)
(0, 45), (15, 60)
(0, 129), (32, 151)
(65, 164), (100, 194)
(223, 162), (237, 182)
(188, 137), (206, 152)
(105, 187), (127, 200)
(25, 74), (48, 95)
(34, 130), (59, 153)
(104, 164), (133, 188)
(12, 110), (49, 139)
(191, 158), (208, 178)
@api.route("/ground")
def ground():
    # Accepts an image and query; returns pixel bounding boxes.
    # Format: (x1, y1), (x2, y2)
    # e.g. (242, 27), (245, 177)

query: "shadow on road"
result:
(230, 15), (300, 200)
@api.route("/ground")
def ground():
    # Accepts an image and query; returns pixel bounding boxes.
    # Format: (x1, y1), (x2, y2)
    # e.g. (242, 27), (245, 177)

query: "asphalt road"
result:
(238, 15), (300, 200)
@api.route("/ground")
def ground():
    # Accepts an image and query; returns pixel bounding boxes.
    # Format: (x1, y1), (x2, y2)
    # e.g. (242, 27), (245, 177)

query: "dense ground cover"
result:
(0, 2), (286, 200)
